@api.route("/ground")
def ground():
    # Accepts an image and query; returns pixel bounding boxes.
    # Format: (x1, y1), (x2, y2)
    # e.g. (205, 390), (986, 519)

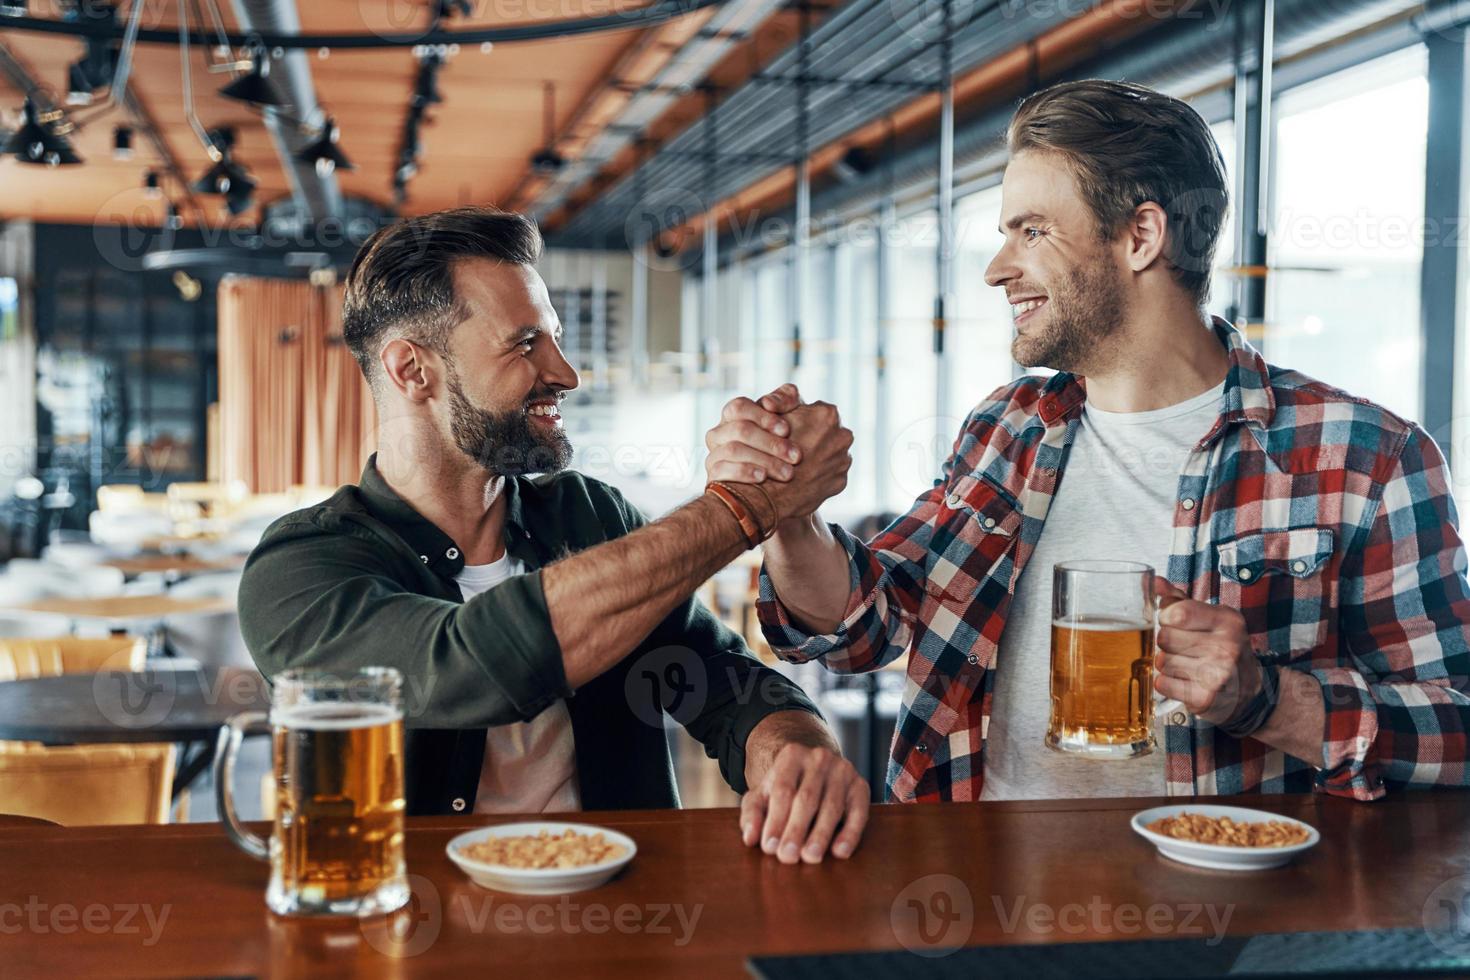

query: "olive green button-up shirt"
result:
(238, 455), (821, 814)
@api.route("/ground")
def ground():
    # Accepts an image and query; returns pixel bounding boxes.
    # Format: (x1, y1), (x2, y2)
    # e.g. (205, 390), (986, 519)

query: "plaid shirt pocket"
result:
(1216, 527), (1337, 660)
(925, 473), (1023, 605)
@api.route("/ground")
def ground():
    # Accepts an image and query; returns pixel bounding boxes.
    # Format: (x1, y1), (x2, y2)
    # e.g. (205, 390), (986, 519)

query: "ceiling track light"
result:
(530, 81), (564, 175)
(66, 1), (119, 106)
(3, 98), (82, 166)
(218, 47), (289, 108)
(112, 125), (133, 160)
(192, 126), (256, 215)
(295, 115), (354, 177)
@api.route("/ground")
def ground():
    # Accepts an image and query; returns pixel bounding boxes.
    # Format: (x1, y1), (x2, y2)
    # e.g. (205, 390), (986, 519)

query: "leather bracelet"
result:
(706, 481), (763, 548)
(734, 480), (779, 537)
(1220, 659), (1281, 739)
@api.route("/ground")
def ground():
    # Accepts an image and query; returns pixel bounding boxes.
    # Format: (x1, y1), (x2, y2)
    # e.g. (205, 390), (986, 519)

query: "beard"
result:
(445, 365), (573, 477)
(1010, 250), (1128, 375)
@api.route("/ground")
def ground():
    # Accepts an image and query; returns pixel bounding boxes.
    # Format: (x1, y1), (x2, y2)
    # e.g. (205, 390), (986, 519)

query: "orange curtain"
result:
(217, 276), (377, 493)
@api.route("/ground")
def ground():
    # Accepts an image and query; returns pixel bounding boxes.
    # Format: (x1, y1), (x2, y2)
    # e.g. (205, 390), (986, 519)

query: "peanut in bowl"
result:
(447, 822), (638, 895)
(1131, 805), (1320, 872)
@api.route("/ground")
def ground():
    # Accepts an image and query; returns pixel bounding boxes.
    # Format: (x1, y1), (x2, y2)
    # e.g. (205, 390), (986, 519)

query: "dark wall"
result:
(31, 223), (223, 527)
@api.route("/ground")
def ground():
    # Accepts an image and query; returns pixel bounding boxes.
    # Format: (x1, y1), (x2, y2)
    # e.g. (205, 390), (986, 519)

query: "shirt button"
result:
(981, 516), (997, 530)
(915, 743), (928, 755)
(945, 492), (962, 508)
(1170, 711), (1187, 725)
(1291, 559), (1308, 574)
(446, 547), (460, 560)
(1238, 567), (1253, 581)
(967, 654), (979, 665)
(419, 555), (429, 564)
(451, 798), (466, 812)
(1180, 498), (1196, 511)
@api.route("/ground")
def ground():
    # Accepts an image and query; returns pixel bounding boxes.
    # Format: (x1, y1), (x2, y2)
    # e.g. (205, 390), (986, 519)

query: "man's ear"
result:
(379, 338), (437, 403)
(1123, 201), (1170, 274)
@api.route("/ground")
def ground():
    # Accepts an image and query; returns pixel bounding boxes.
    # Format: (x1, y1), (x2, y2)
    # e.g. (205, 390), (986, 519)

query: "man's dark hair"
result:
(1007, 79), (1230, 308)
(342, 206), (544, 386)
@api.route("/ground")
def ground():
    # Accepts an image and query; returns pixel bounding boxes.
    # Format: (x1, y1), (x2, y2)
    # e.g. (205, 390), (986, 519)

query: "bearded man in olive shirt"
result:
(238, 207), (868, 865)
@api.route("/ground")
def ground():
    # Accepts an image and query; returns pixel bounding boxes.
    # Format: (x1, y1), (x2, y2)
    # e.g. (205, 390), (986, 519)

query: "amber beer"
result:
(215, 667), (410, 917)
(1046, 562), (1157, 759)
(269, 702), (407, 915)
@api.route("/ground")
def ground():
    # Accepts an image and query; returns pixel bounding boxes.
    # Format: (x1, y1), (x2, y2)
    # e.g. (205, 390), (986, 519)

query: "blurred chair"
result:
(163, 573), (252, 670)
(0, 635), (147, 681)
(0, 613), (72, 638)
(95, 485), (170, 514)
(42, 540), (115, 569)
(0, 743), (176, 825)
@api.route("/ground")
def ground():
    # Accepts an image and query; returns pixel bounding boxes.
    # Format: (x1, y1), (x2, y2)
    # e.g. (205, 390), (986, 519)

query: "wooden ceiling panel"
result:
(0, 0), (680, 224)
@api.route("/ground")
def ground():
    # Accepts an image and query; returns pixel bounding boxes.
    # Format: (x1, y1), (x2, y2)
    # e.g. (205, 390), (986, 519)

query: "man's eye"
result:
(1025, 227), (1044, 241)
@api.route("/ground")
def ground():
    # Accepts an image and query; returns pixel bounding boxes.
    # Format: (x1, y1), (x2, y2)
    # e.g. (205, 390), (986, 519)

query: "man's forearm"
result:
(762, 513), (851, 636)
(1253, 668), (1327, 766)
(542, 493), (749, 689)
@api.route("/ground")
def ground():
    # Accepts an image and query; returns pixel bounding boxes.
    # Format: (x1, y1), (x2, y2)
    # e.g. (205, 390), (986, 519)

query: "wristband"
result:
(706, 481), (763, 548)
(1219, 659), (1281, 739)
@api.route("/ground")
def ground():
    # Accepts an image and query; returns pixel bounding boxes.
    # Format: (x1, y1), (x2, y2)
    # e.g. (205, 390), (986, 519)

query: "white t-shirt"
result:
(980, 381), (1224, 801)
(455, 553), (581, 815)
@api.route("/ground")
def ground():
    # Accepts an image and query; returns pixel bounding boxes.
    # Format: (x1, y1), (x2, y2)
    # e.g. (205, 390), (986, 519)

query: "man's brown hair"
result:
(342, 206), (543, 385)
(1007, 79), (1230, 307)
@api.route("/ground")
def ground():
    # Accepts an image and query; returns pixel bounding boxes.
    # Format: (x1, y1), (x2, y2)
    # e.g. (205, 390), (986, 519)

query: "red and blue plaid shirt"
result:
(759, 319), (1470, 803)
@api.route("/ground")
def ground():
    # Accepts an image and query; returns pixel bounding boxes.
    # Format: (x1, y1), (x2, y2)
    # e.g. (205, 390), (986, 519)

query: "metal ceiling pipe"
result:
(230, 0), (342, 224)
(529, 0), (793, 221)
(732, 0), (1418, 258)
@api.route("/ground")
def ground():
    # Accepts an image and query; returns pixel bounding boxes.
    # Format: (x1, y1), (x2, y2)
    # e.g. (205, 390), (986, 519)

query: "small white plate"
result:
(446, 821), (637, 895)
(1131, 804), (1320, 872)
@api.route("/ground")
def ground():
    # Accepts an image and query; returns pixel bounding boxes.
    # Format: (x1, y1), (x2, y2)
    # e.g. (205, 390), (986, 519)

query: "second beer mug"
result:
(215, 667), (410, 917)
(1047, 561), (1157, 759)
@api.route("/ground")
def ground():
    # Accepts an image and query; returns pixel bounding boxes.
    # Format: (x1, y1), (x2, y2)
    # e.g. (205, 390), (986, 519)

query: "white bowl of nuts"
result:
(1131, 804), (1320, 872)
(446, 822), (638, 895)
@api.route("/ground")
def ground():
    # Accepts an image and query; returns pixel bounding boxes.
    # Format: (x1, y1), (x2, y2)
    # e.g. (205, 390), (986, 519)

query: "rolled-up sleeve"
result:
(239, 522), (571, 730)
(1325, 423), (1470, 799)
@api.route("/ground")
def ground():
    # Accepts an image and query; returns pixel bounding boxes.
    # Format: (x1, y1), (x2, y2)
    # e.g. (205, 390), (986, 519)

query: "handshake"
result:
(704, 384), (853, 532)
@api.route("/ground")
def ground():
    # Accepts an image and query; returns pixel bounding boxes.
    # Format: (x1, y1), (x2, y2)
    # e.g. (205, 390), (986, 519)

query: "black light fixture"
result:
(3, 99), (82, 166)
(295, 116), (354, 177)
(193, 127), (256, 214)
(219, 49), (288, 109)
(832, 145), (875, 184)
(112, 125), (133, 160)
(66, 2), (118, 106)
(166, 204), (184, 230)
(412, 54), (444, 108)
(529, 82), (564, 175)
(143, 170), (162, 198)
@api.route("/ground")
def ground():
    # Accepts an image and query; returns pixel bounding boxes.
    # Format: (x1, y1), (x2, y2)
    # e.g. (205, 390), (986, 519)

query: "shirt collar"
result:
(1037, 316), (1274, 431)
(357, 454), (536, 578)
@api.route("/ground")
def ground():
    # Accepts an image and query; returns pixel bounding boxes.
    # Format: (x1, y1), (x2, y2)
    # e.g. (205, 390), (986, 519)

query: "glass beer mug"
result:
(215, 667), (410, 917)
(1046, 561), (1157, 759)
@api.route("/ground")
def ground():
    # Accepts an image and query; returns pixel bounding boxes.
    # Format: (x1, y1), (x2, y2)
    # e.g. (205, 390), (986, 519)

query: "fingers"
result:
(1152, 575), (1186, 599)
(739, 788), (766, 848)
(722, 395), (791, 437)
(1157, 598), (1233, 634)
(758, 760), (801, 859)
(758, 383), (803, 415)
(707, 418), (802, 466)
(774, 754), (828, 864)
(706, 443), (796, 484)
(830, 779), (870, 860)
(799, 778), (849, 864)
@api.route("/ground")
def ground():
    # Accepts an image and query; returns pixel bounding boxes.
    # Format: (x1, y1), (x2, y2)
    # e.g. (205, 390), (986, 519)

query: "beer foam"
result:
(273, 703), (402, 730)
(1052, 616), (1151, 631)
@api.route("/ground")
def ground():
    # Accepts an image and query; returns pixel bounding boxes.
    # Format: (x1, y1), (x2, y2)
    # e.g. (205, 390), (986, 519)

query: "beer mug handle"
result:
(214, 711), (270, 862)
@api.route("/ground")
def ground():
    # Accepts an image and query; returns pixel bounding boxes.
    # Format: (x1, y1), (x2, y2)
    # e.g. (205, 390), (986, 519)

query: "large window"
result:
(950, 184), (1019, 421)
(881, 209), (941, 513)
(1266, 46), (1428, 421)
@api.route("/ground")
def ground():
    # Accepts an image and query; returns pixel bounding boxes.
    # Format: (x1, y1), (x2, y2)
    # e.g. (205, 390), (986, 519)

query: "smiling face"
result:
(984, 149), (1129, 375)
(439, 258), (580, 476)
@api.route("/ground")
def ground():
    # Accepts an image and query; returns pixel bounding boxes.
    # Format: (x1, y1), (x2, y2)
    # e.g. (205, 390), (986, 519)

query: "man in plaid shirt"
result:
(705, 79), (1470, 808)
